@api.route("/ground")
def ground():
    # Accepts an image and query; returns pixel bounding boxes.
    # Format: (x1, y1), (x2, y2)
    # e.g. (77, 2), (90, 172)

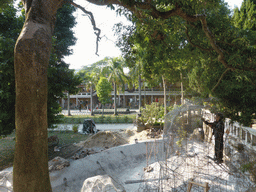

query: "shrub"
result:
(137, 102), (171, 127)
(99, 116), (105, 123)
(72, 124), (78, 133)
(106, 116), (112, 124)
(115, 116), (120, 123)
(124, 116), (129, 123)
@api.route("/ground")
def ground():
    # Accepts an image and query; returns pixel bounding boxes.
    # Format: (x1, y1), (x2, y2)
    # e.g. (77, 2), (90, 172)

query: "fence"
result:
(202, 109), (256, 151)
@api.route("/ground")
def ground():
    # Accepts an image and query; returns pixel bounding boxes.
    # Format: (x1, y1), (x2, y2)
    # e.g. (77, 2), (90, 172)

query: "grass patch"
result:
(0, 131), (89, 171)
(61, 114), (136, 124)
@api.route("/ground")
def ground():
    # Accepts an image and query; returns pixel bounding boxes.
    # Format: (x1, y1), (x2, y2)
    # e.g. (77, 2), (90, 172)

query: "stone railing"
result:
(202, 109), (256, 151)
(225, 119), (256, 151)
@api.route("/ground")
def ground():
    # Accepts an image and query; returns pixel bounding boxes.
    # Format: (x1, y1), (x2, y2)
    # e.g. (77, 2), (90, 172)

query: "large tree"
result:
(0, 3), (81, 136)
(13, 1), (65, 191)
(12, 0), (256, 191)
(77, 57), (109, 115)
(47, 4), (82, 125)
(96, 76), (112, 115)
(102, 57), (126, 115)
(116, 0), (256, 125)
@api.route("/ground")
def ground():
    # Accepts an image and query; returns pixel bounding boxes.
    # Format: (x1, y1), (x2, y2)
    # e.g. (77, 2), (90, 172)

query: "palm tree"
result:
(102, 57), (127, 115)
(128, 59), (143, 112)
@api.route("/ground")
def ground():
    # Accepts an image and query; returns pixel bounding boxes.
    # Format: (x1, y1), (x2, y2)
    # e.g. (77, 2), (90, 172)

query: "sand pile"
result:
(120, 128), (161, 144)
(79, 131), (128, 149)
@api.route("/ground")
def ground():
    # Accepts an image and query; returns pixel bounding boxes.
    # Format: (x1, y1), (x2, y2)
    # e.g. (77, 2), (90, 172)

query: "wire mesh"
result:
(139, 100), (256, 192)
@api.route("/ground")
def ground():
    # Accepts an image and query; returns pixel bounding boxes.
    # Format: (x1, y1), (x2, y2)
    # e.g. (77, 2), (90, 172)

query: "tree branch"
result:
(185, 25), (212, 52)
(69, 1), (101, 55)
(200, 17), (233, 70)
(211, 68), (231, 92)
(85, 0), (120, 6)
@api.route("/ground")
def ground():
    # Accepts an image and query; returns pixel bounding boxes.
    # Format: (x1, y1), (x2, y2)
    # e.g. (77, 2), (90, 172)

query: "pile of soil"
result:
(77, 131), (129, 149)
(120, 128), (163, 144)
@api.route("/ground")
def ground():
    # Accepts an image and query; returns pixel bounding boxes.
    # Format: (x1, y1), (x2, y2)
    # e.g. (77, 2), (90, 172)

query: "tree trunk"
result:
(67, 91), (71, 116)
(123, 91), (126, 108)
(139, 75), (141, 112)
(162, 75), (167, 115)
(114, 82), (117, 115)
(13, 1), (63, 191)
(118, 93), (121, 106)
(90, 85), (94, 116)
(144, 82), (146, 106)
(180, 73), (184, 105)
(151, 88), (153, 104)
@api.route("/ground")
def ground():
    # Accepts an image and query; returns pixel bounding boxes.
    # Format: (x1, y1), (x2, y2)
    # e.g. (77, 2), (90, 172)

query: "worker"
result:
(202, 113), (224, 164)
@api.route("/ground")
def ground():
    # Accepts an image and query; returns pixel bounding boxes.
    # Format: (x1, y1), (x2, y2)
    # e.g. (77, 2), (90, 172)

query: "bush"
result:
(99, 116), (105, 123)
(72, 124), (78, 133)
(106, 116), (112, 124)
(124, 116), (129, 123)
(137, 102), (171, 127)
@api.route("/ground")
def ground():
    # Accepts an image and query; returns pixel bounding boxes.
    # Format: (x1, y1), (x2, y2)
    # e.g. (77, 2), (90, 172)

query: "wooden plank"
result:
(187, 179), (210, 192)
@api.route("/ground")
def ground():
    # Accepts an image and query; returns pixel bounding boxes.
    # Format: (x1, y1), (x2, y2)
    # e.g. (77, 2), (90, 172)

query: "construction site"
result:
(1, 102), (256, 192)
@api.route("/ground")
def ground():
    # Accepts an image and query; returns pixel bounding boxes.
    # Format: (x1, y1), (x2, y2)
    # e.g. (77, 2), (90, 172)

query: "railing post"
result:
(242, 129), (246, 140)
(252, 135), (256, 146)
(247, 131), (251, 144)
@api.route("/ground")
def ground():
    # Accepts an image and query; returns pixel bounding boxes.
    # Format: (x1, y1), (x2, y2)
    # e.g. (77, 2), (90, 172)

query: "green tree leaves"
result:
(0, 4), (24, 135)
(96, 76), (112, 105)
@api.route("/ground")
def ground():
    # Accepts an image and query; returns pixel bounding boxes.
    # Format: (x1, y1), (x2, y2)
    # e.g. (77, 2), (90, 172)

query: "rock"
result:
(0, 171), (13, 192)
(81, 175), (126, 192)
(190, 128), (204, 141)
(48, 156), (70, 172)
(245, 186), (256, 192)
(144, 166), (153, 172)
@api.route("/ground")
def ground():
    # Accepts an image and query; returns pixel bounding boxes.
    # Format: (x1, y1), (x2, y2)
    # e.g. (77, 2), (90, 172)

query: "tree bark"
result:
(123, 91), (126, 108)
(13, 0), (63, 191)
(67, 91), (71, 116)
(138, 75), (141, 112)
(114, 82), (117, 115)
(180, 73), (184, 105)
(90, 85), (94, 116)
(162, 75), (167, 115)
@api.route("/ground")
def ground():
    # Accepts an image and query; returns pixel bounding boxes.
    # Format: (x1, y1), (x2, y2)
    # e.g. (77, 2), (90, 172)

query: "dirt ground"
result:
(74, 127), (162, 149)
(50, 127), (163, 162)
(0, 128), (162, 171)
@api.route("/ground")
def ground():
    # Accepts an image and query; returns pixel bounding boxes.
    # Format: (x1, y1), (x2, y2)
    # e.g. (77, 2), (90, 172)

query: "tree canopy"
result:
(47, 4), (82, 126)
(9, 0), (256, 191)
(0, 3), (81, 135)
(0, 3), (24, 136)
(96, 76), (112, 105)
(113, 0), (256, 126)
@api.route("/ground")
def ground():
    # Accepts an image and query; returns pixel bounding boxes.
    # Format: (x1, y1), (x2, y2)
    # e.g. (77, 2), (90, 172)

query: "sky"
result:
(65, 0), (243, 70)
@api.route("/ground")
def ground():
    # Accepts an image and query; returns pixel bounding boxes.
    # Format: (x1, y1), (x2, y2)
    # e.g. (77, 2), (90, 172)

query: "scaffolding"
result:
(139, 100), (256, 191)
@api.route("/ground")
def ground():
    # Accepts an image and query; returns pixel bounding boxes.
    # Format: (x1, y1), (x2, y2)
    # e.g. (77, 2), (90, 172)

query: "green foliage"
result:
(98, 115), (105, 123)
(115, 0), (256, 126)
(0, 0), (13, 11)
(233, 0), (256, 30)
(115, 115), (120, 123)
(105, 116), (112, 123)
(0, 3), (81, 134)
(0, 4), (24, 136)
(47, 4), (82, 127)
(124, 115), (129, 123)
(72, 124), (78, 133)
(62, 114), (135, 124)
(138, 102), (171, 126)
(96, 77), (112, 105)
